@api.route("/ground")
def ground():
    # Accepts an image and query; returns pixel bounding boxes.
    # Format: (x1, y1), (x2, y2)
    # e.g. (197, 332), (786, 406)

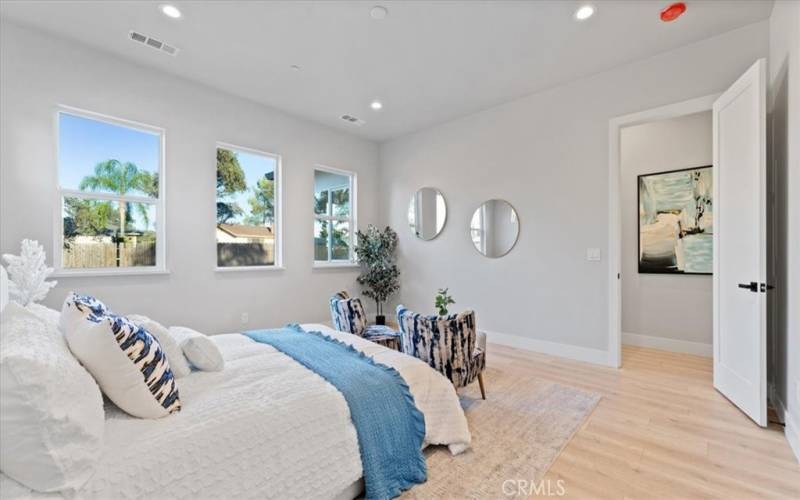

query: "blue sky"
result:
(59, 112), (161, 232)
(221, 148), (276, 225)
(59, 112), (160, 196)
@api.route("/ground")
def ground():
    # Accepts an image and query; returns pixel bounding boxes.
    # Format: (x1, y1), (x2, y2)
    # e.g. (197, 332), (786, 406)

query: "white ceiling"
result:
(0, 1), (772, 141)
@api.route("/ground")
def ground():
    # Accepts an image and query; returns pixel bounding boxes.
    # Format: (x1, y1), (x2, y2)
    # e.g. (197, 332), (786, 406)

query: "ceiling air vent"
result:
(129, 31), (180, 57)
(340, 114), (366, 127)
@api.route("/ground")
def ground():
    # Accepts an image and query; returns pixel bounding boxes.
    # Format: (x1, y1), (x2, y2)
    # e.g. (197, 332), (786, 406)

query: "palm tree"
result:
(79, 159), (157, 235)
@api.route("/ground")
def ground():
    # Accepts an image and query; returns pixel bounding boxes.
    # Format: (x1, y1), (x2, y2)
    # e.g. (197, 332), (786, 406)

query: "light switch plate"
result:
(587, 248), (602, 262)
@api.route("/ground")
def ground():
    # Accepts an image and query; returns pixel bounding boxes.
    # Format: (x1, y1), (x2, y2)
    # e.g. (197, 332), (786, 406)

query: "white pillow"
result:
(0, 302), (104, 493)
(169, 326), (225, 372)
(25, 303), (62, 328)
(60, 293), (181, 419)
(127, 315), (191, 379)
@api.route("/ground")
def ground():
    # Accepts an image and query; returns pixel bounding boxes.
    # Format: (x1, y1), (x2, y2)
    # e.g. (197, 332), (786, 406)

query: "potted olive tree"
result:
(355, 225), (400, 325)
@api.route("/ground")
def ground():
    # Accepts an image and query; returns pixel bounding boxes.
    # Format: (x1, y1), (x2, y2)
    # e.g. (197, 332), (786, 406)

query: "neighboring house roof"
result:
(217, 223), (273, 238)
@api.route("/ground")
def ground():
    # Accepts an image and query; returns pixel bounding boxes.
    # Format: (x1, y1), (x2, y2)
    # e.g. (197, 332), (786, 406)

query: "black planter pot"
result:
(375, 314), (386, 325)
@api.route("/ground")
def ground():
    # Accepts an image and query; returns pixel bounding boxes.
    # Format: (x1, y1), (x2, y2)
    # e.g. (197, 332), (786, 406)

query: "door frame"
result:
(607, 94), (720, 368)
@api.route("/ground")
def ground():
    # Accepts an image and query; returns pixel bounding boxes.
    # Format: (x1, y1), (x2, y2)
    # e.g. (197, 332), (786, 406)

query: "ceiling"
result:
(0, 1), (773, 141)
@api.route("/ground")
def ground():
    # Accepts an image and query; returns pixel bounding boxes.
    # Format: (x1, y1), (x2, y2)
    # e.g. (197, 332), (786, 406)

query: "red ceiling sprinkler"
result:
(661, 2), (687, 22)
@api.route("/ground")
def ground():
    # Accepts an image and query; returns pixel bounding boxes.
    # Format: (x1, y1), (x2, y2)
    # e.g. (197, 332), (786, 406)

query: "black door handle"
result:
(738, 282), (758, 292)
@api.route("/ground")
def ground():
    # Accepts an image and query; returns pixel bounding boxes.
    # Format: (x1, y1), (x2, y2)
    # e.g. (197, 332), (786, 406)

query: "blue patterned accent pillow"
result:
(60, 292), (181, 418)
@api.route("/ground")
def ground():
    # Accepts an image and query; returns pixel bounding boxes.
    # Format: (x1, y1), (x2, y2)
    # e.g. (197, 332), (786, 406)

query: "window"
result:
(57, 109), (164, 273)
(314, 167), (356, 264)
(216, 144), (281, 268)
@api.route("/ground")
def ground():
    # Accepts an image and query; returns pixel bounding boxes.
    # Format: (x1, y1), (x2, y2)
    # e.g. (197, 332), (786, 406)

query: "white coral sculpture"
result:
(2, 239), (57, 306)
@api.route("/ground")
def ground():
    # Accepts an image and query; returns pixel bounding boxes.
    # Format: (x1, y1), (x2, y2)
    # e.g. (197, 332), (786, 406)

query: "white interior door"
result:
(712, 59), (767, 427)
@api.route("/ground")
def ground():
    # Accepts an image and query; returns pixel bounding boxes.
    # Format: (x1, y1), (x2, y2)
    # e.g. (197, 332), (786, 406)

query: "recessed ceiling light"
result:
(160, 4), (182, 19)
(370, 6), (388, 20)
(370, 100), (383, 111)
(574, 5), (595, 21)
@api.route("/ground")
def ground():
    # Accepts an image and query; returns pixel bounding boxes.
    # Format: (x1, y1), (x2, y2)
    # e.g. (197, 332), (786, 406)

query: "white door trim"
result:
(607, 94), (720, 368)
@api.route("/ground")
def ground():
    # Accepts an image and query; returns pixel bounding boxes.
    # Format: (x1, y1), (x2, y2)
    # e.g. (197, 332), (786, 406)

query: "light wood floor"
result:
(487, 343), (800, 499)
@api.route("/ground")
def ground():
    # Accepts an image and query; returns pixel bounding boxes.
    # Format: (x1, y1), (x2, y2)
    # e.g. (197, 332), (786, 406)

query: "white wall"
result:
(620, 112), (713, 355)
(379, 21), (768, 363)
(0, 22), (379, 333)
(767, 0), (800, 462)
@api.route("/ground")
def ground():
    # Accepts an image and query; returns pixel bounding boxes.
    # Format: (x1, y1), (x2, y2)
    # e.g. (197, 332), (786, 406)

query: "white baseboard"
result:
(622, 332), (712, 357)
(486, 330), (612, 367)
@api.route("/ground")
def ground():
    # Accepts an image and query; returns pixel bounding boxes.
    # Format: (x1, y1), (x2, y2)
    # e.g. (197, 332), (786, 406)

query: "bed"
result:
(0, 323), (471, 500)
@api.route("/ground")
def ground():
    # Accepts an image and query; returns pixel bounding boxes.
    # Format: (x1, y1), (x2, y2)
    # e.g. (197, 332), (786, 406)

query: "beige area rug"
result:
(403, 365), (601, 499)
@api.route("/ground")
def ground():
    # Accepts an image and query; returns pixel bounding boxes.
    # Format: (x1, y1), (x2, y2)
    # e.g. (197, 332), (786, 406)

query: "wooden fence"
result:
(63, 241), (156, 268)
(217, 242), (275, 267)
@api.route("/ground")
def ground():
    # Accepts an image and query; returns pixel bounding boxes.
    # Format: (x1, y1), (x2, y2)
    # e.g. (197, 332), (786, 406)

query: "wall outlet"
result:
(586, 248), (602, 262)
(240, 312), (249, 324)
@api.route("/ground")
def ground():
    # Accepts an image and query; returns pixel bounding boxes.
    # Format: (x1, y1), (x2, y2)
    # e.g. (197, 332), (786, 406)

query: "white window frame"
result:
(53, 106), (167, 277)
(313, 165), (357, 267)
(214, 142), (283, 272)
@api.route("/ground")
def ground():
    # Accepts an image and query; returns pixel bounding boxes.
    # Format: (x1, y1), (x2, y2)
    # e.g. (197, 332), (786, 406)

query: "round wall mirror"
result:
(408, 187), (447, 240)
(469, 199), (520, 258)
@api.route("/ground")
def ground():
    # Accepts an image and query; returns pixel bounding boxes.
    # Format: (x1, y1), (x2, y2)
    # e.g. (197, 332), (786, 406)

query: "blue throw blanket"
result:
(244, 325), (427, 499)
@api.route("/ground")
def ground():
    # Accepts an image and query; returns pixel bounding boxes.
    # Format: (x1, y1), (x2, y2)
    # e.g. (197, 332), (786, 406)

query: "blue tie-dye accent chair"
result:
(396, 305), (487, 399)
(330, 292), (403, 350)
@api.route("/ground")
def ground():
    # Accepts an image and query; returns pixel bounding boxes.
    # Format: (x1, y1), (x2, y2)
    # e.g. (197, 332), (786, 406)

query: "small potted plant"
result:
(355, 225), (400, 325)
(434, 288), (455, 316)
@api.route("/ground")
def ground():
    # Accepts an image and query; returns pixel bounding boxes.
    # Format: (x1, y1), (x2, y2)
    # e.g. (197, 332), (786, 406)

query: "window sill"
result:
(215, 266), (285, 273)
(52, 268), (170, 278)
(313, 262), (360, 269)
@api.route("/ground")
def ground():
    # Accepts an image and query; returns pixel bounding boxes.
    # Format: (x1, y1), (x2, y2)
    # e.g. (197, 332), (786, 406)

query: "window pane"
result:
(314, 220), (329, 261)
(331, 221), (351, 261)
(314, 170), (350, 217)
(62, 197), (157, 268)
(216, 147), (277, 267)
(314, 189), (328, 216)
(59, 113), (160, 198)
(331, 188), (350, 217)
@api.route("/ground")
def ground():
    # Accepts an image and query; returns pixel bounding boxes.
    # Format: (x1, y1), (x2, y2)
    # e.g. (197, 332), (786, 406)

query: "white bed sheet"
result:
(0, 324), (470, 500)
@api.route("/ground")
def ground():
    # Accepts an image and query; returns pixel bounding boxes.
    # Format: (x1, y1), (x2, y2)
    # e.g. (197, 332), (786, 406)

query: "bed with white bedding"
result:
(0, 324), (471, 500)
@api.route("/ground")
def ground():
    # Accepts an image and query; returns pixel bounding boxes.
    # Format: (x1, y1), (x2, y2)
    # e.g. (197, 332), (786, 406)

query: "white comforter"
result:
(0, 324), (470, 500)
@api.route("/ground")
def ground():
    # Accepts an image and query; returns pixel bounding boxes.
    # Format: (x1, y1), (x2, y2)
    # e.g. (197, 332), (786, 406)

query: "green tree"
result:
(331, 188), (350, 217)
(244, 174), (275, 226)
(63, 198), (117, 241)
(216, 148), (247, 223)
(79, 159), (157, 235)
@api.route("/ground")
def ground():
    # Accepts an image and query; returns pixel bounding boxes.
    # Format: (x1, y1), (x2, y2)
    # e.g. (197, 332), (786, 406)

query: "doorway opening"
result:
(620, 111), (714, 365)
(607, 94), (718, 368)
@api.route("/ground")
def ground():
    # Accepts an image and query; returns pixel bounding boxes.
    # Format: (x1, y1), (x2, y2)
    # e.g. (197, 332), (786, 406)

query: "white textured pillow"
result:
(60, 293), (181, 419)
(127, 315), (191, 378)
(0, 302), (104, 493)
(169, 326), (225, 372)
(25, 303), (62, 328)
